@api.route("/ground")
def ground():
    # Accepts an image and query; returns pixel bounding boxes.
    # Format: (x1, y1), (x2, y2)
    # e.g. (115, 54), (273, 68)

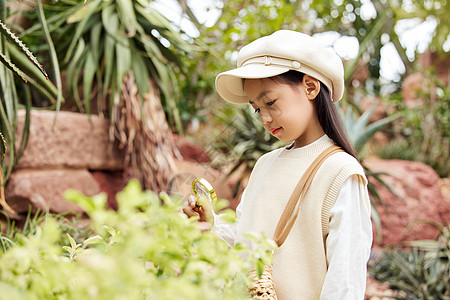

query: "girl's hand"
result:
(183, 195), (207, 222)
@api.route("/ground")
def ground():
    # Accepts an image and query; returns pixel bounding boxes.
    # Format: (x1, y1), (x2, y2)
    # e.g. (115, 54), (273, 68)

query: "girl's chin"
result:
(275, 136), (293, 143)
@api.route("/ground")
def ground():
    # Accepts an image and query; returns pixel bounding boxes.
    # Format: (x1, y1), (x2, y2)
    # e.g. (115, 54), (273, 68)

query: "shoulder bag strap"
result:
(273, 145), (344, 247)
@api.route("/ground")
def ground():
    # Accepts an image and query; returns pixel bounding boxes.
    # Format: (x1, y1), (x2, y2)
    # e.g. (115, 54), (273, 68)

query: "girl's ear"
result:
(303, 75), (321, 100)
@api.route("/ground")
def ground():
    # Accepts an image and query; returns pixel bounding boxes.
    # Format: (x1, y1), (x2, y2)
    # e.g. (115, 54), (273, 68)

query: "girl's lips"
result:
(270, 127), (282, 135)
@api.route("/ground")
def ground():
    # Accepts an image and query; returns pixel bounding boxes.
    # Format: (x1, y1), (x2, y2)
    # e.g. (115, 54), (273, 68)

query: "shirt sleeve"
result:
(320, 175), (373, 300)
(211, 189), (245, 247)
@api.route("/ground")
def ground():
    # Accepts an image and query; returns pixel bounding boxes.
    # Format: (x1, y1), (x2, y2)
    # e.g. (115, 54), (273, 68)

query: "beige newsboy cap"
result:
(215, 30), (344, 104)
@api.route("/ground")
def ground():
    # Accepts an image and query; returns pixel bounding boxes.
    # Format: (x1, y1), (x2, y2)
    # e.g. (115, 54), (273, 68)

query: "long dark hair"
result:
(270, 70), (357, 158)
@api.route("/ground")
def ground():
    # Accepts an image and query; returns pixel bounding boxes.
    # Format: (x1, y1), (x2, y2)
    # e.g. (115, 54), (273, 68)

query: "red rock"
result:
(401, 51), (449, 109)
(173, 134), (211, 163)
(91, 171), (127, 210)
(365, 277), (406, 299)
(364, 158), (450, 246)
(14, 110), (125, 170)
(359, 97), (388, 123)
(5, 169), (100, 214)
(418, 51), (450, 86)
(401, 73), (428, 108)
(371, 132), (391, 149)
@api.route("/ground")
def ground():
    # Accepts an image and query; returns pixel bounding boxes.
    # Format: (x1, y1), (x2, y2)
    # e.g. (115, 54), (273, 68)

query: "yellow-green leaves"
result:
(66, 0), (102, 24)
(1, 180), (275, 299)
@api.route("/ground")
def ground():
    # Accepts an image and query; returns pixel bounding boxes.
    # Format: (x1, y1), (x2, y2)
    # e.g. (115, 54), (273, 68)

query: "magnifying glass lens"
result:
(195, 182), (212, 202)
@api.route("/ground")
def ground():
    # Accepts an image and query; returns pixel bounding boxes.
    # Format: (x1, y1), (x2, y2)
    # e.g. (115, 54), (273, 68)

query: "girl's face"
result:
(243, 76), (324, 148)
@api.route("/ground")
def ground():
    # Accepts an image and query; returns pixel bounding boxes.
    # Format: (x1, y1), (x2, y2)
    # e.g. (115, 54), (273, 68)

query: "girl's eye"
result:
(266, 100), (276, 106)
(254, 108), (260, 113)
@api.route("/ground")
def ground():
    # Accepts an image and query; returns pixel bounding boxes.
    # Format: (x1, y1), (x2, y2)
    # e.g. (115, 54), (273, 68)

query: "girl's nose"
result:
(259, 110), (272, 125)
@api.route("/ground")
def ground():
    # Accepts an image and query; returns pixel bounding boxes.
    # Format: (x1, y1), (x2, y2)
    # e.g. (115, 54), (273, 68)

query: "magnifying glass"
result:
(191, 177), (217, 212)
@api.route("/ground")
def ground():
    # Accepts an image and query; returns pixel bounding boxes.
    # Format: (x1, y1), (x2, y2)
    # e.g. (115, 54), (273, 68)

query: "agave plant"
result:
(1, 0), (61, 217)
(338, 103), (401, 153)
(19, 0), (193, 192)
(337, 103), (401, 242)
(0, 131), (17, 217)
(23, 0), (191, 129)
(370, 223), (450, 299)
(213, 107), (286, 196)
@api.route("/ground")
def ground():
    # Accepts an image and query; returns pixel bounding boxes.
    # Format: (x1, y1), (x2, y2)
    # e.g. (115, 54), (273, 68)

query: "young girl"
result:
(185, 30), (372, 300)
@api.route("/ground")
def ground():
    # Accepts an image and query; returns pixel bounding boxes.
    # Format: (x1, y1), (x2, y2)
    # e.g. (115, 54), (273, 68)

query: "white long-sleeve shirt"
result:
(212, 136), (372, 299)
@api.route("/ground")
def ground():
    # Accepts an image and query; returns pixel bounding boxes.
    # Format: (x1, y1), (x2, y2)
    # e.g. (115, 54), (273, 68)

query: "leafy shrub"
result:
(369, 224), (450, 299)
(377, 69), (449, 177)
(211, 107), (286, 196)
(0, 180), (275, 299)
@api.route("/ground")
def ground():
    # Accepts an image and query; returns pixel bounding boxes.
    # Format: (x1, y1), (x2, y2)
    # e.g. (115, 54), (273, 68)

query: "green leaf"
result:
(82, 49), (96, 115)
(0, 20), (48, 79)
(66, 0), (101, 24)
(83, 235), (104, 246)
(6, 43), (57, 100)
(256, 258), (265, 278)
(116, 0), (137, 37)
(0, 51), (27, 82)
(102, 33), (115, 100)
(36, 0), (64, 121)
(66, 39), (86, 111)
(114, 35), (131, 88)
(65, 0), (102, 63)
(101, 4), (118, 37)
(131, 51), (149, 95)
(67, 233), (77, 249)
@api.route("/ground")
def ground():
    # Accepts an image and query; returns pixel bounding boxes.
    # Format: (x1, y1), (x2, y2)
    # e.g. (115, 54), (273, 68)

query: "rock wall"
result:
(4, 110), (241, 215)
(365, 158), (450, 246)
(5, 110), (127, 214)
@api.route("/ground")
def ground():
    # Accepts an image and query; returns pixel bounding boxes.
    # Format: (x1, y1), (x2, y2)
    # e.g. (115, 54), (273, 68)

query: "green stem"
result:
(36, 0), (64, 127)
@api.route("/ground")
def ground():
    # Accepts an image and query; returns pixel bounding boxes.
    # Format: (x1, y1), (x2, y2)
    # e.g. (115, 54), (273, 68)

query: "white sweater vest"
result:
(235, 139), (366, 300)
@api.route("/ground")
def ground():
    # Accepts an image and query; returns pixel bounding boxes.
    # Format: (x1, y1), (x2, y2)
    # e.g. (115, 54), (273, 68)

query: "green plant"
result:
(337, 103), (401, 242)
(1, 0), (61, 199)
(378, 69), (449, 177)
(0, 180), (275, 299)
(338, 103), (401, 153)
(19, 0), (195, 192)
(0, 206), (90, 253)
(1, 130), (16, 217)
(375, 138), (419, 161)
(24, 0), (191, 131)
(213, 107), (286, 196)
(369, 224), (450, 299)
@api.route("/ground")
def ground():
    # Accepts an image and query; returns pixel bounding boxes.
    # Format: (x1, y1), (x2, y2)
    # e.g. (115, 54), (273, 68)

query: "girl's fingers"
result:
(187, 195), (197, 207)
(182, 205), (199, 218)
(183, 195), (208, 222)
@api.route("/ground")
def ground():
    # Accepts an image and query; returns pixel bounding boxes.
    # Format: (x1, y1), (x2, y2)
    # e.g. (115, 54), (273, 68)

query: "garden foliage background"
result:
(0, 0), (449, 299)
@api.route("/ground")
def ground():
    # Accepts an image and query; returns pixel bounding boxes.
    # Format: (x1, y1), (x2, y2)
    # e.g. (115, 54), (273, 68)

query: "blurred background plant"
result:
(369, 223), (450, 299)
(213, 107), (286, 196)
(375, 69), (449, 177)
(170, 0), (449, 178)
(1, 0), (61, 217)
(8, 0), (200, 192)
(0, 0), (59, 182)
(0, 131), (17, 217)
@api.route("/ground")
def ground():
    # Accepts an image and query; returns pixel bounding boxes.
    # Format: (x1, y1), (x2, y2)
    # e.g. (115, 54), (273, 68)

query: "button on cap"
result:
(292, 61), (301, 69)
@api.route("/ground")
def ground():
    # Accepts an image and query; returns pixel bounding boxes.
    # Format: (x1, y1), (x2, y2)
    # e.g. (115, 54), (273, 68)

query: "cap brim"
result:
(215, 64), (289, 104)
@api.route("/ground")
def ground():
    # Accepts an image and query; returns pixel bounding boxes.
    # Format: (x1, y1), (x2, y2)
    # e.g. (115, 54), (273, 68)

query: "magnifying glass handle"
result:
(193, 202), (202, 212)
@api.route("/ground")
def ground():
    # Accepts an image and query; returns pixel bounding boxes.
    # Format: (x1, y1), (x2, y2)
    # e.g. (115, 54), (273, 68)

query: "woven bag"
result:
(248, 145), (343, 299)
